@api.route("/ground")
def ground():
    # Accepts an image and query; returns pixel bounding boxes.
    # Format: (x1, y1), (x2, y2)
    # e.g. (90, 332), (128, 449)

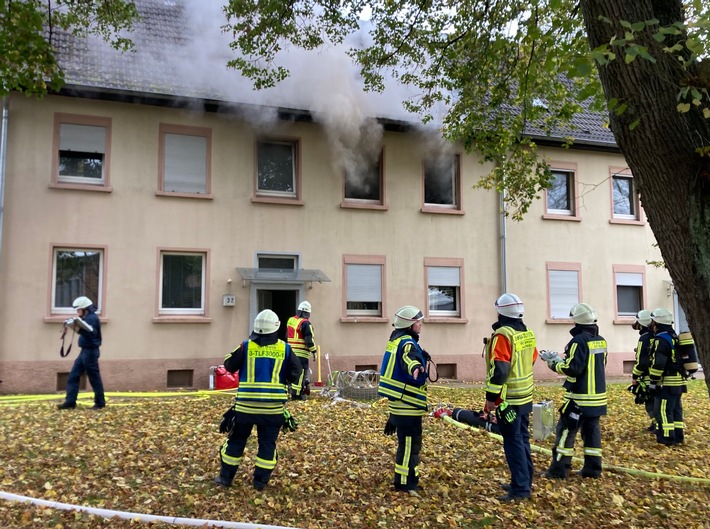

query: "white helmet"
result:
(254, 309), (280, 334)
(393, 305), (424, 329)
(650, 308), (673, 326)
(298, 301), (311, 313)
(495, 293), (524, 319)
(72, 296), (93, 310)
(569, 303), (597, 325)
(635, 309), (652, 327)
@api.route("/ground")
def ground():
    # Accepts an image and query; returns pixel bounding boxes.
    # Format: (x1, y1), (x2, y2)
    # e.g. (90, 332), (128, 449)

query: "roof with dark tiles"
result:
(52, 0), (617, 148)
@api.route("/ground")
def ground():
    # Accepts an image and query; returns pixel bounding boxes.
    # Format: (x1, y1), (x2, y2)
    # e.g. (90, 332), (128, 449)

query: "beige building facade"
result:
(0, 89), (678, 395)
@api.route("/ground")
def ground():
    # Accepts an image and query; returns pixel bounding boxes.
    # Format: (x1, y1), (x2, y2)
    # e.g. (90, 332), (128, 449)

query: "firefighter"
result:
(648, 308), (685, 446)
(57, 296), (105, 410)
(214, 309), (302, 490)
(630, 309), (657, 432)
(544, 303), (607, 479)
(482, 293), (538, 501)
(378, 305), (429, 494)
(286, 300), (318, 400)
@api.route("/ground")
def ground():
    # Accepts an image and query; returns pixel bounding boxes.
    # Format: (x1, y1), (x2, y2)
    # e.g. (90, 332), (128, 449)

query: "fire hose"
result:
(442, 415), (710, 485)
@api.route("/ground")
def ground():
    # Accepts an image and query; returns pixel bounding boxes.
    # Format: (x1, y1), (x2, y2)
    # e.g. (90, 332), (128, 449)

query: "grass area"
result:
(1, 381), (709, 528)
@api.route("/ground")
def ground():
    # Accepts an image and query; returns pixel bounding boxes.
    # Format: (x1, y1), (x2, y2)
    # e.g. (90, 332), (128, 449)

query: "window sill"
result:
(156, 191), (214, 200)
(49, 183), (112, 193)
(609, 218), (644, 226)
(613, 318), (635, 325)
(340, 201), (388, 211)
(546, 318), (574, 324)
(251, 196), (304, 206)
(153, 316), (212, 324)
(340, 316), (389, 323)
(421, 206), (465, 215)
(424, 317), (468, 324)
(542, 213), (581, 221)
(45, 316), (108, 323)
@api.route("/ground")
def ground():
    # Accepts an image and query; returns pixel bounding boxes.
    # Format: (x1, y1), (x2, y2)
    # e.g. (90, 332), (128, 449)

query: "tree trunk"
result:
(581, 0), (710, 396)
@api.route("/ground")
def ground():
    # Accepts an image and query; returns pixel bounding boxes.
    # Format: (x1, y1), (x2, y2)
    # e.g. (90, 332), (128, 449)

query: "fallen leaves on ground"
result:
(1, 381), (709, 529)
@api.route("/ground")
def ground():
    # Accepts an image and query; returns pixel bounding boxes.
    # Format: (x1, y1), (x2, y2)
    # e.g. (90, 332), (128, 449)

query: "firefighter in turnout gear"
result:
(484, 293), (539, 501)
(287, 300), (317, 400)
(648, 308), (686, 445)
(214, 310), (302, 490)
(544, 303), (607, 479)
(630, 310), (657, 432)
(378, 305), (429, 493)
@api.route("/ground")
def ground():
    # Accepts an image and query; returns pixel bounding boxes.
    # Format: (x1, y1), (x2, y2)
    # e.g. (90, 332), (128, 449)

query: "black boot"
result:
(57, 402), (76, 410)
(214, 464), (238, 487)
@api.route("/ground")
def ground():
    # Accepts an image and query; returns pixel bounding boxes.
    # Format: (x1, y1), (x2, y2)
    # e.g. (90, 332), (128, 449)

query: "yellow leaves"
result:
(612, 493), (625, 507)
(1, 385), (710, 528)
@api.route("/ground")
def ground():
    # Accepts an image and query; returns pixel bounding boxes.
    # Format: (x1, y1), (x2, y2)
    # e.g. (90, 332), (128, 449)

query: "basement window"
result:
(167, 369), (194, 388)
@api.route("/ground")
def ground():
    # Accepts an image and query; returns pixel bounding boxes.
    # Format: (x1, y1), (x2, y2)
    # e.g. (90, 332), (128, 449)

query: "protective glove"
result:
(219, 408), (238, 434)
(383, 416), (396, 436)
(495, 401), (517, 426)
(422, 349), (432, 363)
(282, 409), (299, 433)
(540, 350), (563, 371)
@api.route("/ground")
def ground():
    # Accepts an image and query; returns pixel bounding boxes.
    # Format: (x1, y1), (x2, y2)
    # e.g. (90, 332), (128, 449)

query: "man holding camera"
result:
(57, 296), (105, 410)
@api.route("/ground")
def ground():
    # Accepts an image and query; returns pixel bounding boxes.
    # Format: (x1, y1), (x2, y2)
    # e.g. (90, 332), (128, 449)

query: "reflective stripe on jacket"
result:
(555, 330), (608, 416)
(235, 339), (290, 414)
(378, 335), (427, 415)
(287, 316), (316, 359)
(485, 326), (536, 406)
(650, 331), (686, 389)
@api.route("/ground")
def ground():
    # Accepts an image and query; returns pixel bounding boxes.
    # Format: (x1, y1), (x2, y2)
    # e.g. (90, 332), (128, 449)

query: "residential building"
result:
(0, 0), (677, 394)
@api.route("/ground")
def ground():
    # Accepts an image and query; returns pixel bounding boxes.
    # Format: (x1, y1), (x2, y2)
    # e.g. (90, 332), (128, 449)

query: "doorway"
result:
(257, 289), (297, 341)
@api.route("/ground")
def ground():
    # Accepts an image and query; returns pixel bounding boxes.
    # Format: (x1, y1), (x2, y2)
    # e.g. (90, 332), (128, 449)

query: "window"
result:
(546, 170), (575, 214)
(343, 255), (385, 319)
(159, 251), (208, 316)
(614, 265), (645, 319)
(53, 114), (111, 189)
(256, 139), (299, 199)
(258, 255), (296, 270)
(425, 258), (463, 319)
(159, 124), (211, 196)
(546, 262), (581, 321)
(611, 168), (640, 222)
(51, 247), (104, 315)
(343, 150), (385, 206)
(423, 154), (461, 212)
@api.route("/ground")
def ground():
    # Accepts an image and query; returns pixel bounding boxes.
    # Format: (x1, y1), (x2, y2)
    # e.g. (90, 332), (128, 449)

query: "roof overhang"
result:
(236, 268), (331, 286)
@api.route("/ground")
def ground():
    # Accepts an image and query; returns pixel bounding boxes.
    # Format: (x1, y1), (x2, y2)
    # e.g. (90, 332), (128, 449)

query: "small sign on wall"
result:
(223, 294), (236, 307)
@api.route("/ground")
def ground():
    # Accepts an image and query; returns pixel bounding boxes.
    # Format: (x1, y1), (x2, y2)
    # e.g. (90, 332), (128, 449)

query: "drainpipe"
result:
(0, 96), (8, 270)
(499, 188), (508, 293)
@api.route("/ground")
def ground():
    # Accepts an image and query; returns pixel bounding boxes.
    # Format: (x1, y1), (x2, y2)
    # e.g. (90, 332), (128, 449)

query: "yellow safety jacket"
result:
(287, 316), (316, 359)
(485, 326), (536, 406)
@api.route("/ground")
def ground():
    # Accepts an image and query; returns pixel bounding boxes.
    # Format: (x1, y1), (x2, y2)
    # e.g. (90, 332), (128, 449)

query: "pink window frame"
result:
(612, 264), (647, 324)
(252, 135), (303, 206)
(341, 148), (388, 210)
(51, 113), (113, 192)
(423, 257), (467, 323)
(542, 161), (580, 221)
(341, 254), (387, 322)
(421, 154), (464, 215)
(45, 243), (109, 322)
(545, 261), (582, 323)
(609, 166), (644, 225)
(157, 123), (213, 199)
(154, 247), (212, 323)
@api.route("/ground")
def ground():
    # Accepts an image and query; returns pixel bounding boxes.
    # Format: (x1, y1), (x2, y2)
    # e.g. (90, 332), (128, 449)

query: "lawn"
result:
(1, 380), (709, 529)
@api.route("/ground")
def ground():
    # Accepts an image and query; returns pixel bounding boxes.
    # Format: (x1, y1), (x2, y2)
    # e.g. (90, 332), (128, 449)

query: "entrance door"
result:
(257, 289), (297, 341)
